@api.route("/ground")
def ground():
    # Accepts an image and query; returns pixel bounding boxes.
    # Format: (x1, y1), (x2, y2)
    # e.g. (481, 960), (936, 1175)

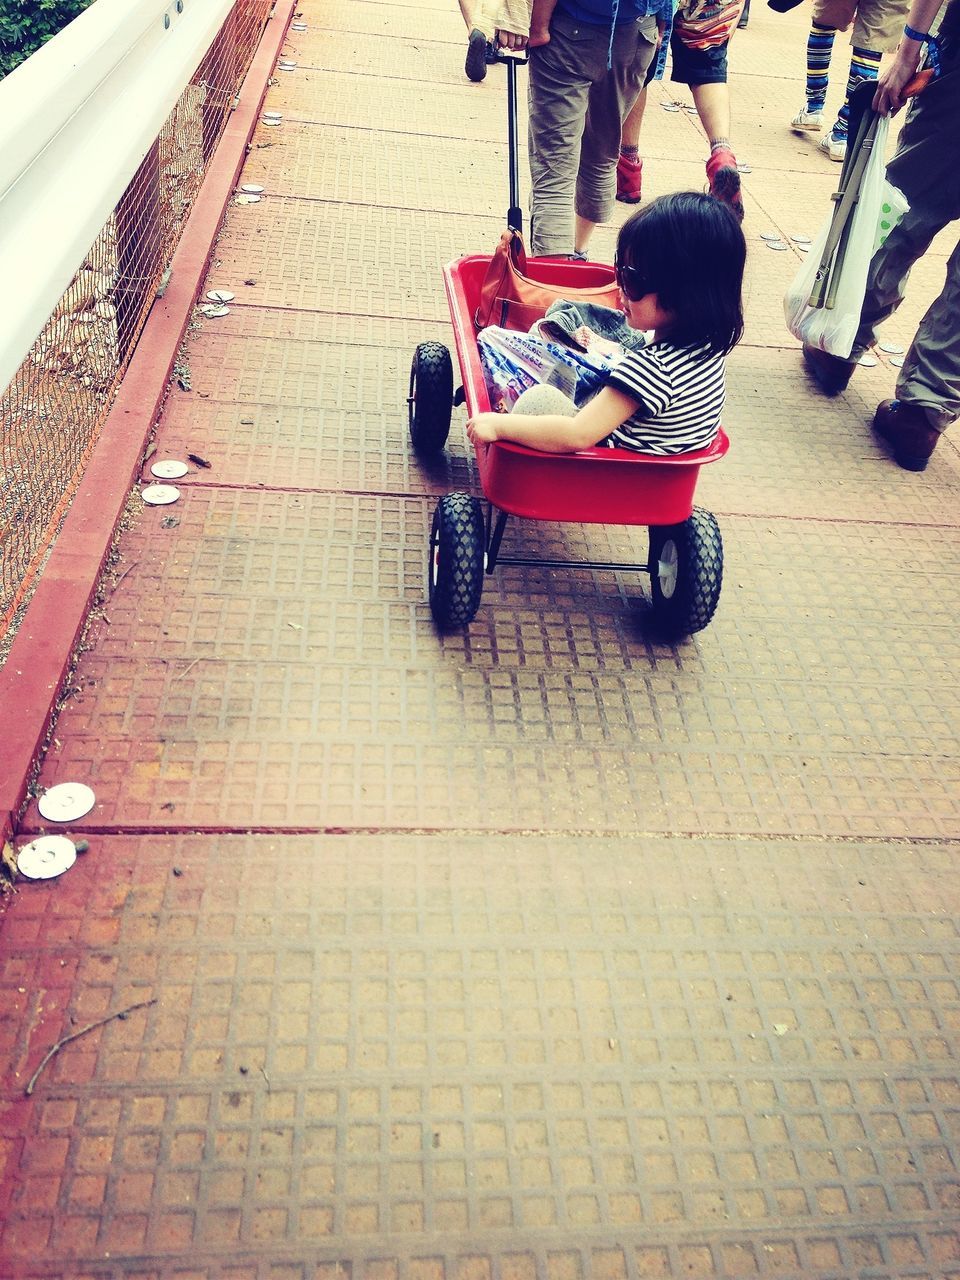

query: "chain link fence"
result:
(0, 0), (273, 653)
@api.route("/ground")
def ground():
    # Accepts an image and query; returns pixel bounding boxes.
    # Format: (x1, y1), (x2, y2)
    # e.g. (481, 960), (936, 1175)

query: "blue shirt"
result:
(557, 0), (673, 26)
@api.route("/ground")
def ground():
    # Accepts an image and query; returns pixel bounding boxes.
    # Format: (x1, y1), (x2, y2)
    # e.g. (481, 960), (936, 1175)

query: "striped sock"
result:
(805, 22), (836, 112)
(833, 46), (882, 139)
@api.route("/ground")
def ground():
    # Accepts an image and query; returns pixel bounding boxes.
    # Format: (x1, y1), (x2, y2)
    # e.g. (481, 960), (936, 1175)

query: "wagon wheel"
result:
(429, 493), (485, 628)
(648, 507), (723, 637)
(408, 341), (453, 454)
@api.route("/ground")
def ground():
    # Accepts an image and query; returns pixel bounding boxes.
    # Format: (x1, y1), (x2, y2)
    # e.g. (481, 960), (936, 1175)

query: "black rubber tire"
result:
(409, 342), (453, 454)
(429, 493), (485, 628)
(648, 507), (723, 637)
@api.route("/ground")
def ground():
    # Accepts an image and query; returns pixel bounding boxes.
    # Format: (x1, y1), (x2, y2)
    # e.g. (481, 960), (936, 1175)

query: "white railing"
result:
(0, 0), (234, 397)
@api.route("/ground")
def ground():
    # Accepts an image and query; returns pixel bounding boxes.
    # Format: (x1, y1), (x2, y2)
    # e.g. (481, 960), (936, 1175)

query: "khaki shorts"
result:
(812, 0), (908, 51)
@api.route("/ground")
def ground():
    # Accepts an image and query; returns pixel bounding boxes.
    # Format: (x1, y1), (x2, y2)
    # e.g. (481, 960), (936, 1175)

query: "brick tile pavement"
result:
(2, 0), (960, 1275)
(4, 835), (960, 1276)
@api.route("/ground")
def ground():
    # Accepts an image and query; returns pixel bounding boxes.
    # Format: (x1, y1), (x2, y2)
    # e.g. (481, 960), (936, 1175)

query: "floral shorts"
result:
(670, 0), (745, 83)
(673, 0), (745, 49)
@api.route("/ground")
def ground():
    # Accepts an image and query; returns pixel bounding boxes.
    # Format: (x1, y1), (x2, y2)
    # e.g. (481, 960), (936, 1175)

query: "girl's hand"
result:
(574, 326), (622, 359)
(466, 414), (501, 445)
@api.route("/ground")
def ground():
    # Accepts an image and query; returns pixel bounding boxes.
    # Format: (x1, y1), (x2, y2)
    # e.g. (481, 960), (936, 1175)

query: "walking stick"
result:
(807, 67), (935, 309)
(807, 82), (878, 309)
(823, 115), (879, 308)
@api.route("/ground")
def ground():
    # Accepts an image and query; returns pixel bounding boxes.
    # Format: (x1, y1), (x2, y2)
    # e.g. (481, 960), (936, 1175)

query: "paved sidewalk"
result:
(2, 1), (960, 1275)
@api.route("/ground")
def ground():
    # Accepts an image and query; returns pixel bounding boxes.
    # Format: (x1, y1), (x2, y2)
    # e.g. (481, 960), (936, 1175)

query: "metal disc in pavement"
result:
(37, 783), (95, 822)
(141, 484), (180, 506)
(151, 460), (189, 480)
(17, 836), (77, 880)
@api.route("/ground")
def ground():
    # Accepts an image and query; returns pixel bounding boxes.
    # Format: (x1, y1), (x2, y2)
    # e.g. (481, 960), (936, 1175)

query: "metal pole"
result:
(485, 506), (510, 572)
(505, 56), (523, 235)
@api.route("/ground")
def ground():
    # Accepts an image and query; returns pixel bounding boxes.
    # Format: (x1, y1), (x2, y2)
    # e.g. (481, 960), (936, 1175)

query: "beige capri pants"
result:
(811, 0), (907, 51)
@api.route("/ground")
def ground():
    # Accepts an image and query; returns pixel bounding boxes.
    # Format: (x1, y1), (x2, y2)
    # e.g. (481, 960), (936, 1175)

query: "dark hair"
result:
(614, 191), (746, 355)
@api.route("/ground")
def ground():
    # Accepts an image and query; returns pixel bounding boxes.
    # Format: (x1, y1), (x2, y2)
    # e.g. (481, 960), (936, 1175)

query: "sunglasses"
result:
(613, 252), (651, 301)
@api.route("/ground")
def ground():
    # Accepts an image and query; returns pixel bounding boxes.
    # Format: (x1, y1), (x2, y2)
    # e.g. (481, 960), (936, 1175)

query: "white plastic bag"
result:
(477, 326), (620, 413)
(873, 179), (909, 255)
(784, 116), (899, 359)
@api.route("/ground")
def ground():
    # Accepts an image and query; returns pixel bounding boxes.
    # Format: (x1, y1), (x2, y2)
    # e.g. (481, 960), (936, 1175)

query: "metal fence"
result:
(0, 0), (272, 650)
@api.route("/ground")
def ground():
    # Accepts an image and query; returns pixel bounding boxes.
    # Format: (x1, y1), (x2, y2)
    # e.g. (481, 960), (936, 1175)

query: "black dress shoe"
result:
(873, 399), (941, 471)
(802, 342), (857, 395)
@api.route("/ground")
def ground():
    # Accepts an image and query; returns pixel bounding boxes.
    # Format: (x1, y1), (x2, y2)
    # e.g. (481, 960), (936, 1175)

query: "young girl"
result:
(467, 191), (746, 456)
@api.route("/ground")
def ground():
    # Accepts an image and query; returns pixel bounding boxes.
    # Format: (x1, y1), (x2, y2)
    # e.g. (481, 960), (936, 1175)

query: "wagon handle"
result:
(498, 51), (527, 235)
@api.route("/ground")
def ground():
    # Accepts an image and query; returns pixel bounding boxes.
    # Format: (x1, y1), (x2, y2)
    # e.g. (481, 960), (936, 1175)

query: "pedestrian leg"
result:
(895, 236), (960, 431)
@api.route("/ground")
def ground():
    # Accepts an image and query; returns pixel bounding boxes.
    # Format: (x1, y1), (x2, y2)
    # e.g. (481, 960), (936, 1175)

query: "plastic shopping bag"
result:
(477, 326), (620, 413)
(873, 180), (909, 255)
(784, 115), (896, 359)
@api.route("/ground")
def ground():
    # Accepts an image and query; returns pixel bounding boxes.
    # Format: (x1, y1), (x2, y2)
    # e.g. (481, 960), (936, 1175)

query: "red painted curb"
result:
(0, 1), (296, 846)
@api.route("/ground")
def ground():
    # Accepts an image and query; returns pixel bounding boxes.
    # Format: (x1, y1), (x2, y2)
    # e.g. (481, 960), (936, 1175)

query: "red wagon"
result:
(407, 55), (728, 637)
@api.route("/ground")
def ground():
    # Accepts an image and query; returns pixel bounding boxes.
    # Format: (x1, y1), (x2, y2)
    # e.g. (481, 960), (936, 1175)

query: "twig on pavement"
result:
(25, 998), (157, 1096)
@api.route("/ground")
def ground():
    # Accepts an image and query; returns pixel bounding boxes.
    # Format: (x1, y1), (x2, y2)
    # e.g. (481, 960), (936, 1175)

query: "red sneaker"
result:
(616, 153), (642, 204)
(706, 148), (743, 222)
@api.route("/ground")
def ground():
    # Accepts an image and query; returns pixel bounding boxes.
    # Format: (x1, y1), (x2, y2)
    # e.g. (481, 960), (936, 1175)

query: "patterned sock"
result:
(619, 144), (640, 159)
(833, 46), (881, 139)
(710, 138), (732, 153)
(805, 22), (836, 113)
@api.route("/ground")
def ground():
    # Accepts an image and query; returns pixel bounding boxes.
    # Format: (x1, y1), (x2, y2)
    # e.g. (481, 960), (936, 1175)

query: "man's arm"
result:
(874, 0), (946, 115)
(476, 0), (534, 47)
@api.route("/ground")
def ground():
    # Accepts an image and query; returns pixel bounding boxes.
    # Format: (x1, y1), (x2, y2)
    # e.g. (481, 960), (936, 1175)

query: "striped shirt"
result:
(601, 340), (725, 455)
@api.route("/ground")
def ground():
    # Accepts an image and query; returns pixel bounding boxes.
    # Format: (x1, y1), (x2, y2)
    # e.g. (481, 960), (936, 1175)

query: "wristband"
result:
(903, 23), (942, 75)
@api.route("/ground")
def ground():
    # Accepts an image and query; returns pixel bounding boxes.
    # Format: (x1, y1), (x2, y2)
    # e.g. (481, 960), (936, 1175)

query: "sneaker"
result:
(465, 28), (489, 82)
(706, 148), (743, 222)
(873, 398), (941, 471)
(802, 342), (857, 395)
(616, 153), (642, 204)
(818, 132), (847, 162)
(791, 107), (824, 132)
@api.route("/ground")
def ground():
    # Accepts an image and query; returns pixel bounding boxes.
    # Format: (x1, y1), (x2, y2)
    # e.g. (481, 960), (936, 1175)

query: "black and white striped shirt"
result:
(601, 340), (725, 455)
